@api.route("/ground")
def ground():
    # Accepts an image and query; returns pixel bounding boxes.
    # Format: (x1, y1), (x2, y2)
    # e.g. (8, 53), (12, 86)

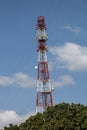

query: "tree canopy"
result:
(3, 103), (87, 130)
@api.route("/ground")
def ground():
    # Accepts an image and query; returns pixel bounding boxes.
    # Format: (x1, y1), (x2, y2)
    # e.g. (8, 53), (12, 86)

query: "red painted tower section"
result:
(36, 16), (54, 113)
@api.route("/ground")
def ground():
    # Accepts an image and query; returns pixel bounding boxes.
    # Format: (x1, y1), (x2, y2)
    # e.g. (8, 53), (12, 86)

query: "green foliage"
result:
(4, 124), (19, 130)
(2, 103), (87, 130)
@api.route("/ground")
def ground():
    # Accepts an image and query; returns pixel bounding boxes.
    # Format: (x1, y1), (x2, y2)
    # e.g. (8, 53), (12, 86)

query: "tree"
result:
(3, 103), (87, 130)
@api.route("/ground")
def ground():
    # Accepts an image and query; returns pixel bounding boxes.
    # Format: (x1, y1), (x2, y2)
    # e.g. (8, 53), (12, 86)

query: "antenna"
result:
(35, 16), (54, 113)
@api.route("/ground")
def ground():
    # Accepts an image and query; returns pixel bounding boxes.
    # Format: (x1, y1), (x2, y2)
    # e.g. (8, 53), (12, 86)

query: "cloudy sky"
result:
(0, 0), (87, 129)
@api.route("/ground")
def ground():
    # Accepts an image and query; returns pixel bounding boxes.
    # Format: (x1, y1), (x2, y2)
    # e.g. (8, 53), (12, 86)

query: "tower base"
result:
(36, 92), (53, 113)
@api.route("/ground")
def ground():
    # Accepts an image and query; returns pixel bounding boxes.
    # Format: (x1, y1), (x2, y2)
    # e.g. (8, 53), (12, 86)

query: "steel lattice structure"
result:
(35, 16), (54, 113)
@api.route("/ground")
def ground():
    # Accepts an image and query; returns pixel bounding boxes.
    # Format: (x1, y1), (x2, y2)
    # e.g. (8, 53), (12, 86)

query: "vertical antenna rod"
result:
(36, 16), (54, 113)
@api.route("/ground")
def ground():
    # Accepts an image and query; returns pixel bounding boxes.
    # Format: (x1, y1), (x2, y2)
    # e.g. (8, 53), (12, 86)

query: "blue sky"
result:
(0, 0), (87, 128)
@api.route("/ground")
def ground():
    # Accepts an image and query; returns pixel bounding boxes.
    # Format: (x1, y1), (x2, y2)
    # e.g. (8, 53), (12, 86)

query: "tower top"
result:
(36, 16), (46, 29)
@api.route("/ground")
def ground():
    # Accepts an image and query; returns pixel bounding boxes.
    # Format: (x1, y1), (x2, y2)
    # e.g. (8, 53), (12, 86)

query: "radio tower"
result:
(35, 16), (54, 113)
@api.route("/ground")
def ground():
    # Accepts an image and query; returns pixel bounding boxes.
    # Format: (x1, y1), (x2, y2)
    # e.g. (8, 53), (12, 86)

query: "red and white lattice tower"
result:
(35, 16), (54, 113)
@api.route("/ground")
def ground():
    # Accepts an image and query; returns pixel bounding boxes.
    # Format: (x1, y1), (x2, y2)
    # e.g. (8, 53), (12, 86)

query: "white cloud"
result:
(0, 110), (35, 129)
(48, 60), (57, 71)
(14, 72), (36, 88)
(64, 25), (81, 34)
(49, 42), (87, 71)
(53, 75), (75, 88)
(0, 76), (15, 86)
(0, 72), (36, 88)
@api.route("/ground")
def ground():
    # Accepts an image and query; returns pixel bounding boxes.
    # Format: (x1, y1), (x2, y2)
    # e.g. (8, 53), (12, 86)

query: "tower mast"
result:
(36, 16), (54, 113)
